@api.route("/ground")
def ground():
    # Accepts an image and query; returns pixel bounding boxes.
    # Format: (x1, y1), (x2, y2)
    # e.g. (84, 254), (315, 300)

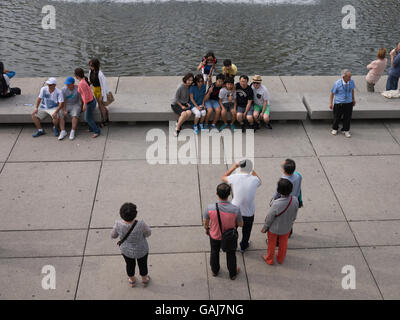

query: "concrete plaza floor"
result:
(0, 119), (400, 300)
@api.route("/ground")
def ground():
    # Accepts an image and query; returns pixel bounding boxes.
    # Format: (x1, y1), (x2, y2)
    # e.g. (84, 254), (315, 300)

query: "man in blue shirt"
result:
(329, 69), (356, 138)
(386, 43), (400, 91)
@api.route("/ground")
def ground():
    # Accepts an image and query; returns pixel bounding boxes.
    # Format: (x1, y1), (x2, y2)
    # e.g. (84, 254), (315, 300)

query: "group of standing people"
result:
(28, 58), (112, 140)
(111, 158), (302, 286)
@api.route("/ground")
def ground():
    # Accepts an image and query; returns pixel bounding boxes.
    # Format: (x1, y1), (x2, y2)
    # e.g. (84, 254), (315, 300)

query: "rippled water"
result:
(1, 0), (400, 77)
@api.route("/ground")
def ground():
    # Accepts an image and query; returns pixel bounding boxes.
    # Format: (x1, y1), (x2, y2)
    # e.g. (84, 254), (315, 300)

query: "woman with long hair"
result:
(0, 62), (21, 98)
(88, 58), (110, 127)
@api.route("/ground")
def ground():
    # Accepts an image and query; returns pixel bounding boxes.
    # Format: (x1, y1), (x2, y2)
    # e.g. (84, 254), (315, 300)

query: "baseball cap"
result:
(45, 77), (57, 85)
(64, 77), (75, 85)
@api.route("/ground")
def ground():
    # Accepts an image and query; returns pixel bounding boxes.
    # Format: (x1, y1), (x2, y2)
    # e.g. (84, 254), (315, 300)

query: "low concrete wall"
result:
(0, 75), (395, 124)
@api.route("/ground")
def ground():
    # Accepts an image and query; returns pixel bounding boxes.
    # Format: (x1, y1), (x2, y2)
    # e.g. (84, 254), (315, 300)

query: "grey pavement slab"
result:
(321, 155), (400, 221)
(303, 92), (400, 120)
(76, 253), (209, 300)
(9, 125), (107, 162)
(352, 75), (388, 93)
(90, 160), (202, 228)
(245, 248), (382, 299)
(105, 122), (202, 162)
(206, 253), (250, 300)
(383, 120), (400, 145)
(361, 246), (400, 300)
(269, 93), (307, 120)
(0, 95), (39, 123)
(0, 257), (81, 300)
(85, 226), (209, 256)
(262, 76), (287, 93)
(349, 221), (400, 246)
(249, 222), (357, 250)
(198, 163), (228, 212)
(280, 76), (338, 94)
(252, 157), (344, 224)
(0, 125), (21, 162)
(303, 119), (400, 156)
(195, 130), (226, 164)
(227, 121), (314, 159)
(0, 162), (100, 230)
(0, 230), (86, 258)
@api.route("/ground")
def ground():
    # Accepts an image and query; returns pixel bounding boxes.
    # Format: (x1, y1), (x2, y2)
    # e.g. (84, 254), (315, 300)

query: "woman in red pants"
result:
(261, 179), (299, 265)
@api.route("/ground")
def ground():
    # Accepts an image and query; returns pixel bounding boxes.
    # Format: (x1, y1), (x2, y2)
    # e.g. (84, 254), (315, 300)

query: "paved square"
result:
(1, 120), (399, 300)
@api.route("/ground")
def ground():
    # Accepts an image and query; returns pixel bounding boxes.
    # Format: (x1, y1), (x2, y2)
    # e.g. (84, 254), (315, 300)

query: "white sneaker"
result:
(69, 130), (75, 140)
(344, 131), (352, 138)
(331, 129), (338, 135)
(58, 130), (67, 140)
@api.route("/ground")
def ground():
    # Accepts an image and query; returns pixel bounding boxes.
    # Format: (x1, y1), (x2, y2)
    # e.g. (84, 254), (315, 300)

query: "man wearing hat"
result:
(32, 77), (64, 138)
(59, 77), (82, 140)
(251, 75), (272, 130)
(222, 159), (262, 252)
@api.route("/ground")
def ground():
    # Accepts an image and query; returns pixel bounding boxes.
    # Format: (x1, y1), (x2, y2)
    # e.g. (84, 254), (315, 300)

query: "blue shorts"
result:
(237, 105), (254, 116)
(205, 99), (220, 110)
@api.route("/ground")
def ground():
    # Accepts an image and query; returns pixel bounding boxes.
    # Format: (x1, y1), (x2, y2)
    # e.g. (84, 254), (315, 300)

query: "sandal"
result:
(142, 275), (151, 287)
(128, 277), (136, 287)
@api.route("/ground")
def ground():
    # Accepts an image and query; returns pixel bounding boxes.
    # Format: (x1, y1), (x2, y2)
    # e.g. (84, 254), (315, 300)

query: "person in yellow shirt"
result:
(222, 59), (237, 80)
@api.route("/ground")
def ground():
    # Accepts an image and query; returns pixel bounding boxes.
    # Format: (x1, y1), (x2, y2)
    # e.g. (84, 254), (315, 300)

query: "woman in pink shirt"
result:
(74, 68), (100, 138)
(366, 48), (387, 92)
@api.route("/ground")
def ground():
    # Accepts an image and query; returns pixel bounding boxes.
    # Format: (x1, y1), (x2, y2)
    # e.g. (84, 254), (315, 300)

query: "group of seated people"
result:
(171, 71), (272, 137)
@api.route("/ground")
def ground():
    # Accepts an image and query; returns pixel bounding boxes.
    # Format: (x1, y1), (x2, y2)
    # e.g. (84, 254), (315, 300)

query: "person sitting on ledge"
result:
(59, 77), (83, 141)
(31, 77), (64, 138)
(251, 75), (272, 130)
(218, 77), (237, 131)
(329, 69), (356, 138)
(0, 62), (21, 98)
(235, 75), (254, 132)
(204, 73), (224, 130)
(171, 73), (194, 137)
(189, 74), (207, 134)
(366, 48), (387, 92)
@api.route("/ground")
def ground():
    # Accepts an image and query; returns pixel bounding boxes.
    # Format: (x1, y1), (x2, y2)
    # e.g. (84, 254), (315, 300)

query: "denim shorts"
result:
(205, 99), (220, 110)
(237, 105), (254, 116)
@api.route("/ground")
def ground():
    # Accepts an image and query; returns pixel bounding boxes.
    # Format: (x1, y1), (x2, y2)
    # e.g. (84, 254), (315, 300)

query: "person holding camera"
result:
(329, 69), (356, 138)
(386, 43), (400, 91)
(203, 183), (243, 280)
(262, 179), (299, 265)
(222, 159), (261, 253)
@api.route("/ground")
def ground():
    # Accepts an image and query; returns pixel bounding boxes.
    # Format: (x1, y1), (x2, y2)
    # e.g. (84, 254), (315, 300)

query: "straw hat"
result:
(252, 75), (262, 83)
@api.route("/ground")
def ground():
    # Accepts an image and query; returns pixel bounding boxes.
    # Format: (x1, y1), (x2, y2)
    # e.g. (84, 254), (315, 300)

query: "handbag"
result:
(117, 220), (138, 246)
(216, 203), (238, 252)
(104, 91), (114, 106)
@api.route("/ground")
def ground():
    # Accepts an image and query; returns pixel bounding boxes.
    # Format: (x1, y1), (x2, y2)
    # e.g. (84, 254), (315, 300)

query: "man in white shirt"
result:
(31, 78), (64, 138)
(251, 75), (272, 130)
(222, 159), (261, 252)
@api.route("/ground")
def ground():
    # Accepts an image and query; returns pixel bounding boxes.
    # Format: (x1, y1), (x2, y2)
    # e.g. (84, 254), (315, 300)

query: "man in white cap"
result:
(32, 77), (64, 138)
(222, 159), (262, 252)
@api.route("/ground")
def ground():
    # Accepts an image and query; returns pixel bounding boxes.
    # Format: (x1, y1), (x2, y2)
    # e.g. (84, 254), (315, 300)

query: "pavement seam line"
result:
(204, 252), (211, 300)
(279, 75), (288, 93)
(73, 126), (110, 300)
(0, 125), (23, 175)
(241, 252), (252, 300)
(382, 120), (400, 146)
(300, 121), (385, 300)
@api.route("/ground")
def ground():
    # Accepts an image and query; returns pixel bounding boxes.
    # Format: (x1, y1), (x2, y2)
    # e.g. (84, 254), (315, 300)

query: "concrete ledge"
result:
(0, 95), (101, 123)
(303, 92), (400, 120)
(109, 92), (307, 121)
